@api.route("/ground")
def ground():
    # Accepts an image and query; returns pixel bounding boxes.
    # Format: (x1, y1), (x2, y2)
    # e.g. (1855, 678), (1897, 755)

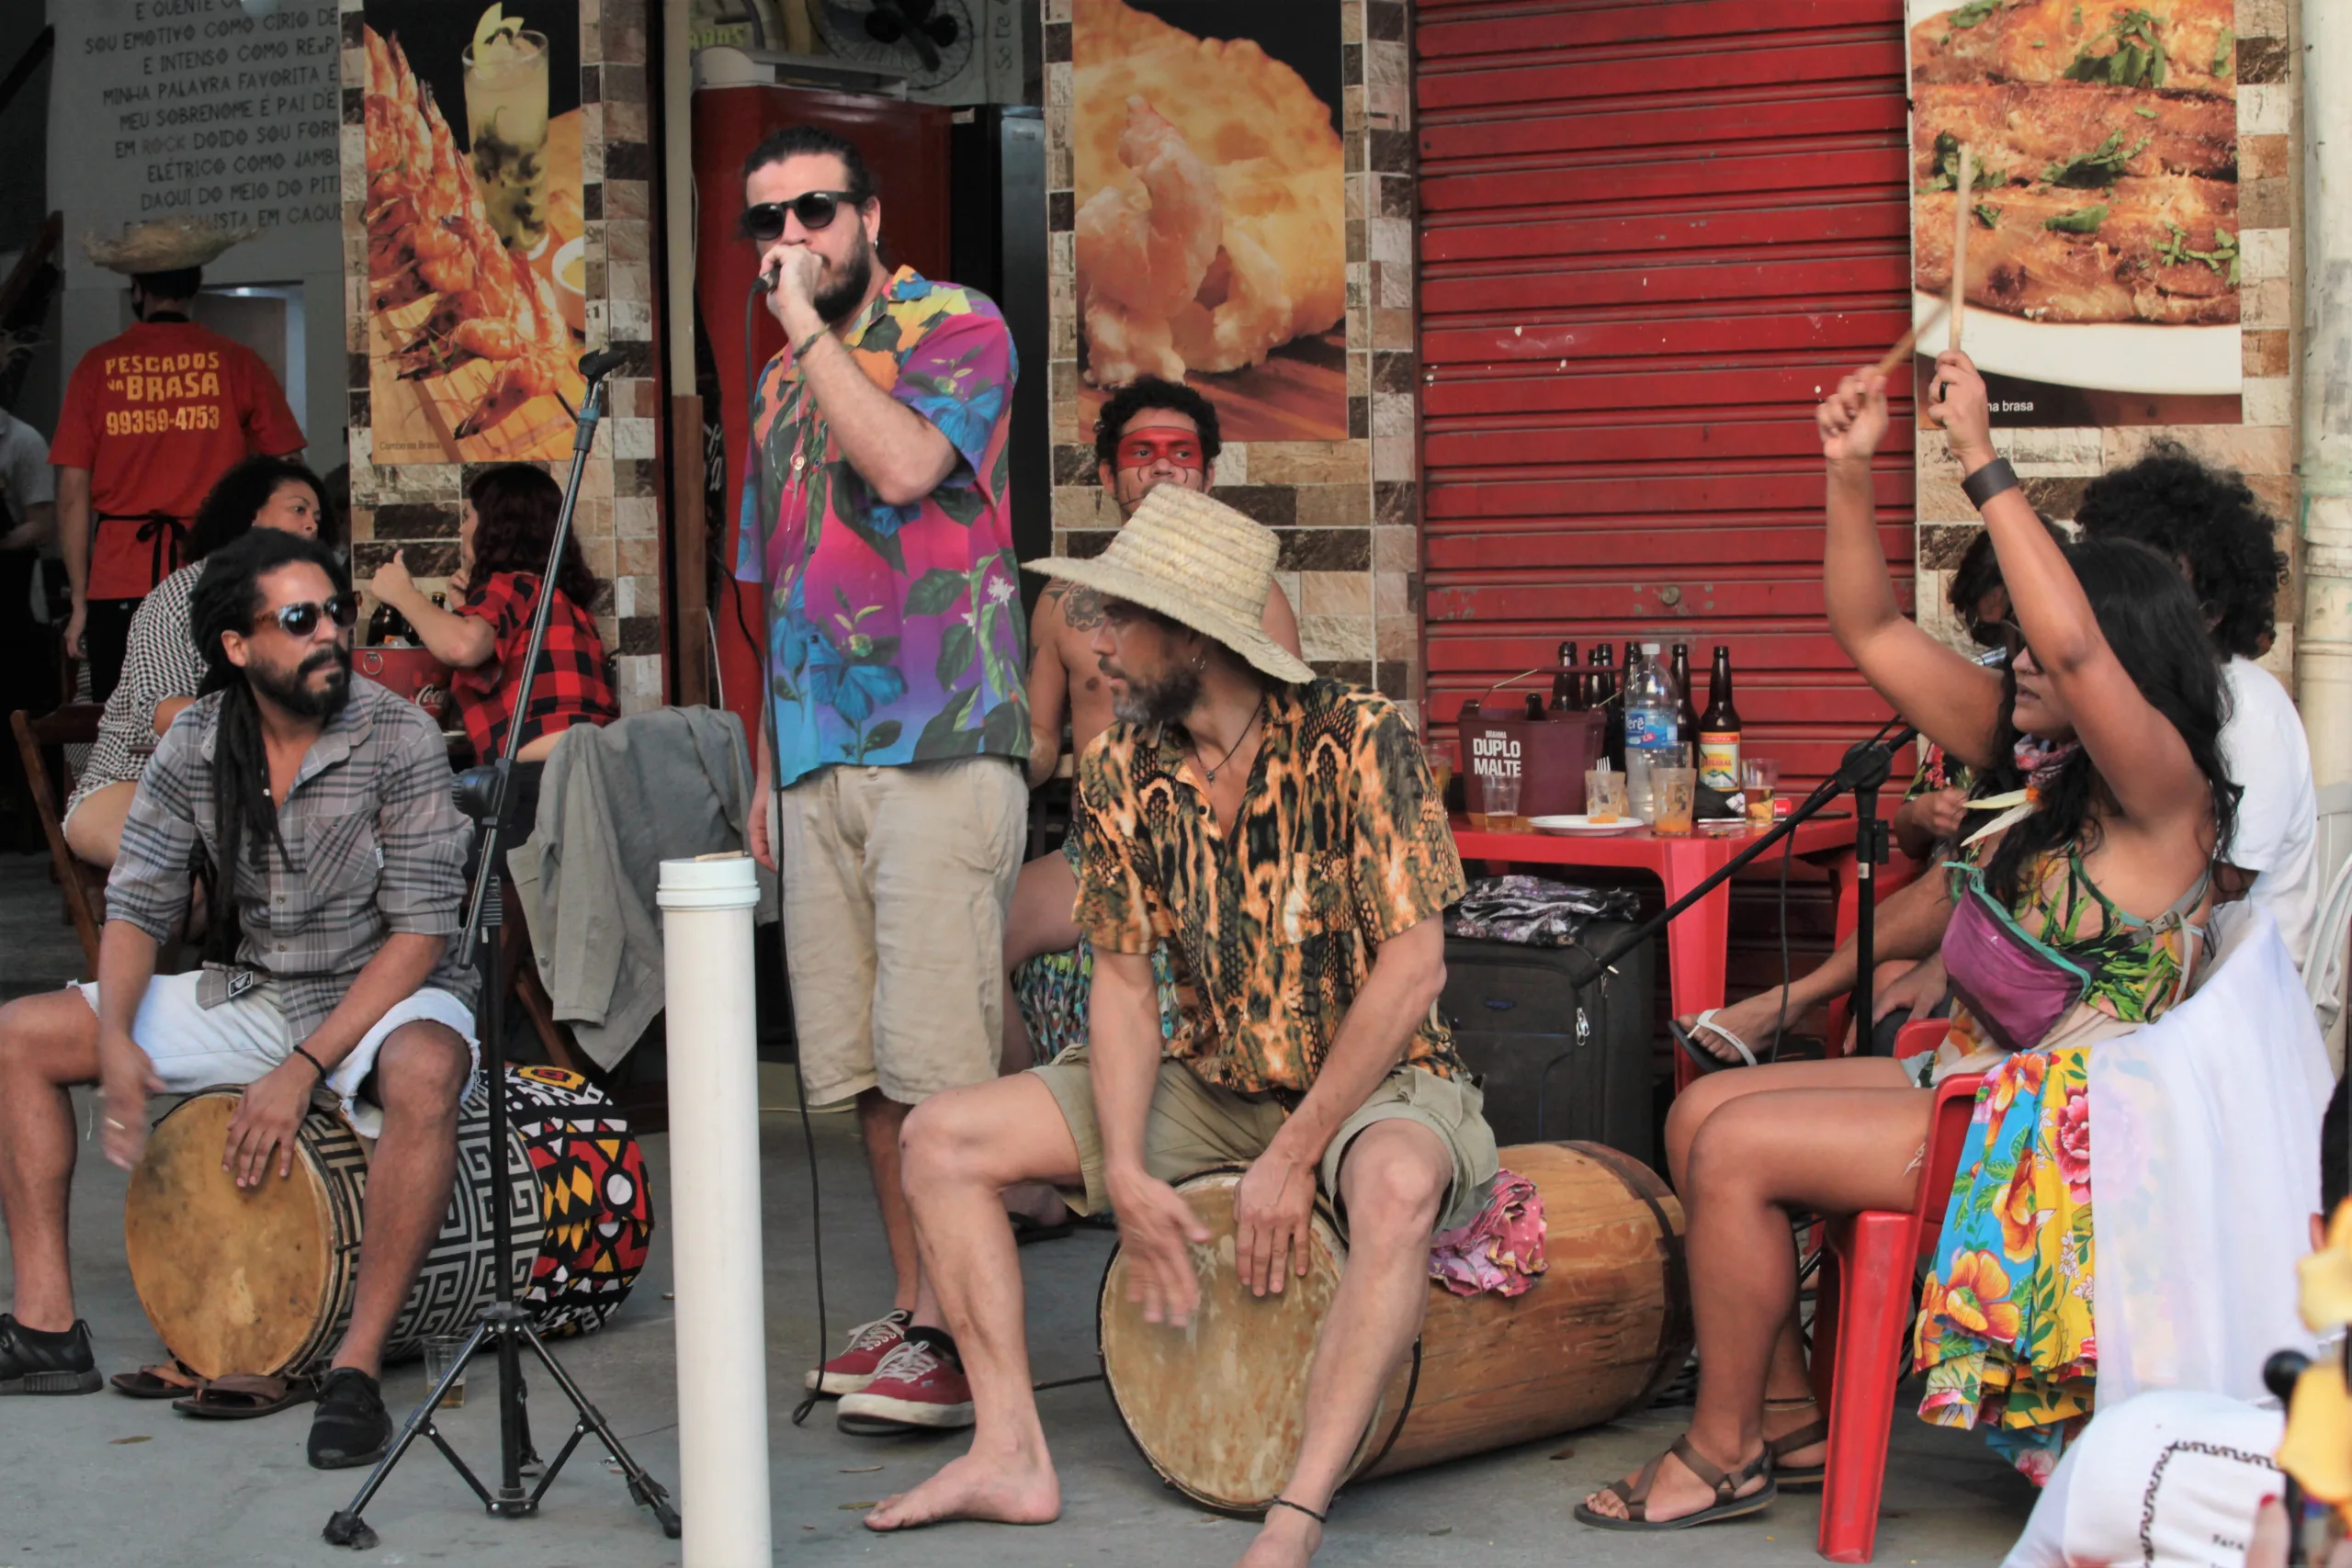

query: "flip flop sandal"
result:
(1670, 1009), (1761, 1075)
(110, 1360), (205, 1400)
(1573, 1434), (1777, 1532)
(173, 1372), (316, 1420)
(1009, 1212), (1075, 1246)
(1766, 1406), (1830, 1491)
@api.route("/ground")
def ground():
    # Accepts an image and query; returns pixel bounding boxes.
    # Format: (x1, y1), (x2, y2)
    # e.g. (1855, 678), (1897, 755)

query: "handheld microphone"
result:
(755, 268), (780, 295)
(577, 346), (629, 382)
(1974, 645), (2010, 668)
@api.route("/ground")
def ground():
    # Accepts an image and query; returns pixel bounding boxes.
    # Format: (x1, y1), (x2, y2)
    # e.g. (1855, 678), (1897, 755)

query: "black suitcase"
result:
(1438, 928), (1657, 1167)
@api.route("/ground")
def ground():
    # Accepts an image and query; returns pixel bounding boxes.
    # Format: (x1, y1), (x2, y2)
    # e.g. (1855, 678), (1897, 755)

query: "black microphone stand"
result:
(325, 351), (681, 1549)
(1576, 727), (1917, 1055)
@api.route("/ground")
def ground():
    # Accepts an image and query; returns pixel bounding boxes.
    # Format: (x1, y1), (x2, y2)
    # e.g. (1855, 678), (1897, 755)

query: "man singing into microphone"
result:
(734, 126), (1030, 1433)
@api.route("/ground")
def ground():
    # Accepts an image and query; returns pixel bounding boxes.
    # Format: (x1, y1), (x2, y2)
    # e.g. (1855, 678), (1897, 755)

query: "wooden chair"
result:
(11, 705), (107, 976)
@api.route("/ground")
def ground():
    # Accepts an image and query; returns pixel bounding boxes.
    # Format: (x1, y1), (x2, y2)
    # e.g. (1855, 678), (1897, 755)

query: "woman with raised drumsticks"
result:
(1578, 350), (2233, 1530)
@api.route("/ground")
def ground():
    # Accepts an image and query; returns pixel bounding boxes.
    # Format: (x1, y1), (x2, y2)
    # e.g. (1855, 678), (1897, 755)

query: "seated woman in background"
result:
(62, 455), (329, 867)
(1577, 350), (2232, 1531)
(367, 463), (617, 763)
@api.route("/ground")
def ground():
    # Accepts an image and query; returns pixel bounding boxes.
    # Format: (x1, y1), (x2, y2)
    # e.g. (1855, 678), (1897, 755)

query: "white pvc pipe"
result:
(658, 853), (770, 1566)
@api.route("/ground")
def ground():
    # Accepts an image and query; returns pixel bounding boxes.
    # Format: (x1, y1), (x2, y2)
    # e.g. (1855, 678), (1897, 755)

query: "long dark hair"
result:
(1978, 536), (2238, 908)
(187, 529), (351, 964)
(466, 464), (599, 610)
(187, 456), (333, 560)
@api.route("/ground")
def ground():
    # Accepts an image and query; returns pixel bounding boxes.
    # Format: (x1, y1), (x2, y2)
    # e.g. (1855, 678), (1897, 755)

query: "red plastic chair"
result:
(1810, 1017), (1984, 1563)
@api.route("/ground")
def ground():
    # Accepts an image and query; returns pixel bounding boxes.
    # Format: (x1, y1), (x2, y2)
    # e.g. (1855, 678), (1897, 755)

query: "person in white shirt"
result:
(0, 405), (56, 619)
(2078, 443), (2320, 965)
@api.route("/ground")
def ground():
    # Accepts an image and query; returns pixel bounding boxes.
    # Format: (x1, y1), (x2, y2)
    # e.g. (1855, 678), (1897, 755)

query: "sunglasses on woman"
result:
(266, 594), (360, 639)
(741, 190), (855, 244)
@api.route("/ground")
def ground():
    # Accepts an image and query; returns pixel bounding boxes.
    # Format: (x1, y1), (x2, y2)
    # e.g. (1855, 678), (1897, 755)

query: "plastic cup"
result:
(1585, 768), (1626, 824)
(1742, 758), (1779, 828)
(1651, 766), (1697, 836)
(1477, 768), (1524, 831)
(424, 1334), (469, 1409)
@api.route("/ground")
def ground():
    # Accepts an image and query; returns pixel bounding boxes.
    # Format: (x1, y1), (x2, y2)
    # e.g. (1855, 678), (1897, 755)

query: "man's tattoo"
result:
(1059, 584), (1107, 630)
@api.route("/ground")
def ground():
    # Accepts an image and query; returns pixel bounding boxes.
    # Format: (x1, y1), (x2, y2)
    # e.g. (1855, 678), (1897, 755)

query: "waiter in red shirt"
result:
(52, 220), (305, 701)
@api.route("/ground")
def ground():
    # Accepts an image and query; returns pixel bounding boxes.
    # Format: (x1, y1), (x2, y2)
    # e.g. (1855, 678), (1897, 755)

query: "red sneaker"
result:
(835, 1337), (974, 1434)
(804, 1310), (910, 1396)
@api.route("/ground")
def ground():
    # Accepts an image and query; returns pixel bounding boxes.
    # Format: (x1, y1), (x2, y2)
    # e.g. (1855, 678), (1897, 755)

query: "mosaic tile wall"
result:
(337, 0), (667, 713)
(1042, 0), (1423, 717)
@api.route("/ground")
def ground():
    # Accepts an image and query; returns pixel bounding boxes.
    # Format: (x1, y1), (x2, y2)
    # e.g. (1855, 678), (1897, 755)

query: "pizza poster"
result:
(1905, 0), (2243, 426)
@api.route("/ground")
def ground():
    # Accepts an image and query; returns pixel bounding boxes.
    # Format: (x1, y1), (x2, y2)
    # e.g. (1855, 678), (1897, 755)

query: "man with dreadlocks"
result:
(0, 527), (476, 1472)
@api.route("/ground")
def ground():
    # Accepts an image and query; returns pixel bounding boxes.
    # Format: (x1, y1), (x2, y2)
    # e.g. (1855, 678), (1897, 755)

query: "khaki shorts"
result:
(1032, 1047), (1499, 1235)
(774, 755), (1026, 1106)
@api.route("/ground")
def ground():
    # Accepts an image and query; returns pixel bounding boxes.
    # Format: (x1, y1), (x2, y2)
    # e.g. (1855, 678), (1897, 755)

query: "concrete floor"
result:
(0, 852), (2037, 1566)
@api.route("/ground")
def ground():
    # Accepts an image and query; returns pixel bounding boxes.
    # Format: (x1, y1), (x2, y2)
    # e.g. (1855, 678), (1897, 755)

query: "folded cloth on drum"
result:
(1426, 1167), (1547, 1299)
(1445, 876), (1640, 948)
(507, 706), (775, 1068)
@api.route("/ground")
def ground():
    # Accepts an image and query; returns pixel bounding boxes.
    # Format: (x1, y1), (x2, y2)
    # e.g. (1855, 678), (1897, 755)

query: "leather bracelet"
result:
(792, 326), (829, 361)
(291, 1044), (329, 1084)
(1961, 457), (2020, 510)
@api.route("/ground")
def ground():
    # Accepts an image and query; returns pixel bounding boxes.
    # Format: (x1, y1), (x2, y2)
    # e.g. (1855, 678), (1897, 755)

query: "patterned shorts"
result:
(1010, 807), (1179, 1064)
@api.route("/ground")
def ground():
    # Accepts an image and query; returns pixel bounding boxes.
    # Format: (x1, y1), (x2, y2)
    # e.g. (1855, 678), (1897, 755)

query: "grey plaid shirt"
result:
(107, 676), (478, 1033)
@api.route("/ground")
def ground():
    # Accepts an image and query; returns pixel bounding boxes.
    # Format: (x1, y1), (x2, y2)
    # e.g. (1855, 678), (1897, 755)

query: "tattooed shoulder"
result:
(1058, 584), (1107, 630)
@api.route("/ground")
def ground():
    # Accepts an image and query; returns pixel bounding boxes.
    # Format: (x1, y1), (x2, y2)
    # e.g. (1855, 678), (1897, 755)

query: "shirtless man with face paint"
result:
(1000, 378), (1302, 1092)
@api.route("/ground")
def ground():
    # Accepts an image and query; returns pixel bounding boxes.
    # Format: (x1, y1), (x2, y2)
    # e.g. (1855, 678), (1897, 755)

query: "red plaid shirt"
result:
(450, 570), (618, 761)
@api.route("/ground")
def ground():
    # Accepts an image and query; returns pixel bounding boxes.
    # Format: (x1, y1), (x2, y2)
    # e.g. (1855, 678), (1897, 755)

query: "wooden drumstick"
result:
(1948, 143), (1974, 355)
(1872, 299), (1950, 379)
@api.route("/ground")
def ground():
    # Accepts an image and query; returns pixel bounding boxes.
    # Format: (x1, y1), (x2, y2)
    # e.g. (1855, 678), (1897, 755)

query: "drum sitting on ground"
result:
(123, 1066), (652, 1382)
(1098, 1141), (1690, 1514)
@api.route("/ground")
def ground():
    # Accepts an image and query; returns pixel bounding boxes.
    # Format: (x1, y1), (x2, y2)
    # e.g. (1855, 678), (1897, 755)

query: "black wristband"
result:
(291, 1044), (329, 1084)
(1961, 457), (2019, 510)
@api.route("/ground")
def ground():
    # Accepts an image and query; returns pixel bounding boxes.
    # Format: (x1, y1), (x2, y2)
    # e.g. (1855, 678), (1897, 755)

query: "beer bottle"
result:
(1699, 645), (1744, 808)
(1550, 640), (1582, 711)
(1671, 644), (1701, 740)
(1523, 692), (1546, 721)
(1595, 644), (1624, 768)
(367, 600), (413, 647)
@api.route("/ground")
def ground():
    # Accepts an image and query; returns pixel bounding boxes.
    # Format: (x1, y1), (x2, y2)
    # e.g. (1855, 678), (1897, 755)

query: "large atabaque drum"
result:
(123, 1066), (652, 1381)
(1098, 1141), (1689, 1513)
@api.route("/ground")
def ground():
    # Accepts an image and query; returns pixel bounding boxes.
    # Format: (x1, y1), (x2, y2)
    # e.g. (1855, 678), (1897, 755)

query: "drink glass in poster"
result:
(465, 28), (552, 253)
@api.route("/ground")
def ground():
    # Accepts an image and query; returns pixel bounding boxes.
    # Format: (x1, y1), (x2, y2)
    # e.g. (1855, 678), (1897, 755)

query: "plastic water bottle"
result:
(1623, 644), (1681, 821)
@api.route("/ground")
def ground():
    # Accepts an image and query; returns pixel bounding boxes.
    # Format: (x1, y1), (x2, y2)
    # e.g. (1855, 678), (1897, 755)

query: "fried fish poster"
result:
(1072, 0), (1347, 443)
(1906, 0), (2242, 426)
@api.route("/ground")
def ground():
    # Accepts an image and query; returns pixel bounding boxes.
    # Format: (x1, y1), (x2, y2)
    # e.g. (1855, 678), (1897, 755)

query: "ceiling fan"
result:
(814, 0), (975, 89)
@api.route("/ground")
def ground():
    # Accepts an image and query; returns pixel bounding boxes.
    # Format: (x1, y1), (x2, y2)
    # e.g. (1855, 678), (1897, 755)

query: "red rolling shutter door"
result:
(1414, 0), (1917, 793)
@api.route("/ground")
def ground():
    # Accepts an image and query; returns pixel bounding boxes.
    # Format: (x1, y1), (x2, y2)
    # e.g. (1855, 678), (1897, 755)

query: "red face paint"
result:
(1113, 424), (1204, 473)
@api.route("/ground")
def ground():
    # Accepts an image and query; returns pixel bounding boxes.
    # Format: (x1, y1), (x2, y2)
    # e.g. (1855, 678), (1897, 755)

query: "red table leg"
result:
(1658, 839), (1734, 1093)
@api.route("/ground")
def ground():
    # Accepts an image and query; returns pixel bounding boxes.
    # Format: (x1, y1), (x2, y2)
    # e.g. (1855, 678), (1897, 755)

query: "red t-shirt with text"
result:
(52, 320), (305, 597)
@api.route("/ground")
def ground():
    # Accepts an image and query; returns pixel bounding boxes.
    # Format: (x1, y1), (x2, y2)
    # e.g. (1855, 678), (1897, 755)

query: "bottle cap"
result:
(1642, 642), (1660, 655)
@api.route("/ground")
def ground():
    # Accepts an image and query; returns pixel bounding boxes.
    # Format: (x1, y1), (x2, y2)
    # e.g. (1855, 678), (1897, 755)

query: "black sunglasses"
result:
(266, 594), (360, 639)
(742, 190), (856, 244)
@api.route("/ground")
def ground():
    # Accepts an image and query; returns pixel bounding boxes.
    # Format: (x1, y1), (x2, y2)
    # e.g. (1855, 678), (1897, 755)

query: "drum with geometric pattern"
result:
(126, 1066), (651, 1380)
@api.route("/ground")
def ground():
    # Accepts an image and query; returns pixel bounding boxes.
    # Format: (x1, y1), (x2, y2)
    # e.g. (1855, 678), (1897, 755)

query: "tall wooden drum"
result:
(1097, 1141), (1690, 1514)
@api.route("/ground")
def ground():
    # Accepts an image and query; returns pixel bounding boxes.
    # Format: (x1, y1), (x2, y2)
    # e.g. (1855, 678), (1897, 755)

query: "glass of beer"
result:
(1742, 757), (1779, 829)
(1651, 764), (1697, 836)
(423, 1333), (469, 1408)
(1585, 766), (1626, 824)
(464, 28), (551, 252)
(1476, 769), (1525, 832)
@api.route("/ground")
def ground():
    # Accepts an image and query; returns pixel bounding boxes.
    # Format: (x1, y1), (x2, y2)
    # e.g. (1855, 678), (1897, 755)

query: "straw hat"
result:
(82, 219), (259, 276)
(1024, 485), (1315, 685)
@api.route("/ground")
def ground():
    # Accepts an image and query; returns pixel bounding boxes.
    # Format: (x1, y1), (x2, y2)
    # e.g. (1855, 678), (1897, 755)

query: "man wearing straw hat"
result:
(53, 220), (305, 703)
(865, 487), (1497, 1568)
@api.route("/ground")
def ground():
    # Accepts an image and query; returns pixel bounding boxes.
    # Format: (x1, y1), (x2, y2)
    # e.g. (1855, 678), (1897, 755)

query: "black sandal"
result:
(1574, 1434), (1776, 1532)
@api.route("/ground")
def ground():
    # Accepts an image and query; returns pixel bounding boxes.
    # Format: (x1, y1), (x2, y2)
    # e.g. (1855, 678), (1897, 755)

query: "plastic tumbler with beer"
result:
(1742, 757), (1779, 829)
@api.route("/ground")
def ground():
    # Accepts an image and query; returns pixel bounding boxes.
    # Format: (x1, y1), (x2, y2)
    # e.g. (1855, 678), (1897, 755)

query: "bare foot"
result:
(864, 1447), (1061, 1532)
(1764, 1396), (1825, 1472)
(1234, 1504), (1321, 1567)
(1581, 1436), (1765, 1525)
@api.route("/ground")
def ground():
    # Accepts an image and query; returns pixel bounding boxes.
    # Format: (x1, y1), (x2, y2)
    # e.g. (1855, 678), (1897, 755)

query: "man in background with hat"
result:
(865, 489), (1495, 1568)
(53, 220), (305, 702)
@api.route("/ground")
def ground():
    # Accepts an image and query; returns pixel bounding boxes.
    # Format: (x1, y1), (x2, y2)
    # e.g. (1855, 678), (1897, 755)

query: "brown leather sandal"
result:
(1573, 1434), (1777, 1532)
(110, 1360), (205, 1400)
(1765, 1397), (1830, 1491)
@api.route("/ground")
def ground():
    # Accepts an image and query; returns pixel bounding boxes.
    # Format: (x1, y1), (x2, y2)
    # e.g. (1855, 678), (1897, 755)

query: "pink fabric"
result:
(1426, 1169), (1547, 1298)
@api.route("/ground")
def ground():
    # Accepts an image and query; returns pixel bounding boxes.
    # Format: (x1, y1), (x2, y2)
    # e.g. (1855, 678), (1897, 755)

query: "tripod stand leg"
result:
(322, 1320), (495, 1549)
(518, 1323), (683, 1539)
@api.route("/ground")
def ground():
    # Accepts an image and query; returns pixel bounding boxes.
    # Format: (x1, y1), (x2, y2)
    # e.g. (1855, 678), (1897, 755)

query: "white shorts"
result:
(75, 974), (479, 1139)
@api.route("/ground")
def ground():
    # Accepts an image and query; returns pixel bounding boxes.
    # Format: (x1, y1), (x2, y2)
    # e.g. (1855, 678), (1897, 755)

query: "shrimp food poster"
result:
(362, 0), (588, 463)
(1905, 0), (2242, 426)
(1072, 0), (1347, 442)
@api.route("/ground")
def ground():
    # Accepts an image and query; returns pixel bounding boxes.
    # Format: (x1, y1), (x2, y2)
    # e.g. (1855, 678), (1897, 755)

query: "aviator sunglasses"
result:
(741, 190), (856, 244)
(266, 594), (361, 639)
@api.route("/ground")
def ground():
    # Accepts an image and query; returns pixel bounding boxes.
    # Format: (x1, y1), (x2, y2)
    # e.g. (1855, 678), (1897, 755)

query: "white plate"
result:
(1530, 815), (1643, 836)
(1911, 292), (2240, 398)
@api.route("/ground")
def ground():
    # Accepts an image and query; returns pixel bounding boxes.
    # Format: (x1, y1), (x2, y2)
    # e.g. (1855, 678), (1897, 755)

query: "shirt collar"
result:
(1148, 680), (1308, 779)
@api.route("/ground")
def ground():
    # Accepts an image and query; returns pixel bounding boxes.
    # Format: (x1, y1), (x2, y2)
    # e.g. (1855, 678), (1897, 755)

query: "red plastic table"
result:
(1450, 817), (1860, 1088)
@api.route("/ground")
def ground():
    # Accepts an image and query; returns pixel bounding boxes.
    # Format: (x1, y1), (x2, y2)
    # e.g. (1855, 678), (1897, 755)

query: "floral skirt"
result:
(1912, 1042), (2098, 1483)
(1011, 938), (1181, 1067)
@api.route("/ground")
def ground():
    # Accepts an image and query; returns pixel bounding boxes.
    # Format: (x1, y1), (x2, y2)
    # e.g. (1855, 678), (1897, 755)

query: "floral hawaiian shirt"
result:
(736, 267), (1027, 785)
(1073, 678), (1467, 1097)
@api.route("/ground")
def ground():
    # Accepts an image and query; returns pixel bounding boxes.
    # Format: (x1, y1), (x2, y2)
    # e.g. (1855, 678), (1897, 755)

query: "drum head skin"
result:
(123, 1092), (338, 1382)
(1099, 1170), (1352, 1513)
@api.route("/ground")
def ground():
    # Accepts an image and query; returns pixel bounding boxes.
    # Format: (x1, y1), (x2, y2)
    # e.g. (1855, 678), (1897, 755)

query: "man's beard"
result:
(1110, 657), (1201, 728)
(250, 644), (353, 721)
(814, 237), (876, 325)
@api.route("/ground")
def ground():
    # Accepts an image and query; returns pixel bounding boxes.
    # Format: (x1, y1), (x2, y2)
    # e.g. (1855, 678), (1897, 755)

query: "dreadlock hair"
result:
(187, 528), (351, 964)
(1976, 536), (2238, 909)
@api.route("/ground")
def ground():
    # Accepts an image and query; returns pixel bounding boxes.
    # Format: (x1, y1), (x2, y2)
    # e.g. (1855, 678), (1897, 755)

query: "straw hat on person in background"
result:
(1024, 485), (1316, 686)
(81, 219), (259, 276)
